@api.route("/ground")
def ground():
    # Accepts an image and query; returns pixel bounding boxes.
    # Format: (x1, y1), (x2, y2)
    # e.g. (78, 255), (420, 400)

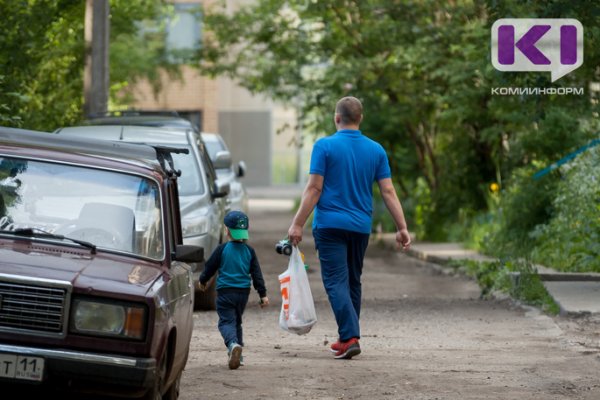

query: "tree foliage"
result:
(0, 0), (85, 130)
(199, 0), (600, 242)
(0, 0), (180, 131)
(530, 146), (600, 272)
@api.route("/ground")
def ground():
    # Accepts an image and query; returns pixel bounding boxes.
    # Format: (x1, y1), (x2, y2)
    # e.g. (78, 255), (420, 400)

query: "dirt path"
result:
(180, 203), (600, 400)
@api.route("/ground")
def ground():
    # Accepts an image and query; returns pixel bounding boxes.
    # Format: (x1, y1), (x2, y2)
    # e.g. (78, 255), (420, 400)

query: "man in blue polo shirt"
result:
(288, 96), (411, 360)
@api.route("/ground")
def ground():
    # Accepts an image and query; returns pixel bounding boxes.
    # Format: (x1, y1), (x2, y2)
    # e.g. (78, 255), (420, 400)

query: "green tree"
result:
(0, 0), (186, 131)
(0, 0), (84, 130)
(198, 1), (494, 233)
(198, 0), (599, 243)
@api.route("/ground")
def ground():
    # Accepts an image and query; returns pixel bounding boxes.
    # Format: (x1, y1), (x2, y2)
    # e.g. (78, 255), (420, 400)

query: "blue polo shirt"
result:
(310, 129), (391, 234)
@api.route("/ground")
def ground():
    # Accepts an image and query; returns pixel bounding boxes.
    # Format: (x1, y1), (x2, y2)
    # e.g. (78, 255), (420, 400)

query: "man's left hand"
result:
(396, 229), (411, 251)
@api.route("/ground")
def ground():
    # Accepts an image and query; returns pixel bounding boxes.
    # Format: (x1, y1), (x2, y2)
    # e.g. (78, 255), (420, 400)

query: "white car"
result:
(201, 132), (249, 214)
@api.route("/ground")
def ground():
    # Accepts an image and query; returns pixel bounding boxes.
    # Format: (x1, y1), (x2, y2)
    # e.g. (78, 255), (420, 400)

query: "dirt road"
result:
(180, 202), (600, 400)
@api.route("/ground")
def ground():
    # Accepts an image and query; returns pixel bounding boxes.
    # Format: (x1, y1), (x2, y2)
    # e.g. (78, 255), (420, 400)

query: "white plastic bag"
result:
(278, 246), (317, 335)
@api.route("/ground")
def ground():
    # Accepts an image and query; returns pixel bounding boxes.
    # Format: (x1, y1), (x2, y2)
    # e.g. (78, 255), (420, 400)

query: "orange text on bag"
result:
(279, 272), (290, 320)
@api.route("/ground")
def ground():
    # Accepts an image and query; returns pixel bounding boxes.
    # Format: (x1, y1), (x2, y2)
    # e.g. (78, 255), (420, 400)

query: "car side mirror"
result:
(212, 179), (230, 198)
(174, 244), (204, 263)
(236, 160), (247, 178)
(213, 150), (232, 170)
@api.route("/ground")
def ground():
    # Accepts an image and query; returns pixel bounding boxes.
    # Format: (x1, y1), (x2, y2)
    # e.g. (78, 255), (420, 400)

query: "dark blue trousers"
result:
(313, 228), (370, 341)
(216, 289), (249, 348)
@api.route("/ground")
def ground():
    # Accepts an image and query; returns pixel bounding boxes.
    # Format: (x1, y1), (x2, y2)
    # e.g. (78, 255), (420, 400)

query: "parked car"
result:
(201, 132), (249, 214)
(0, 126), (203, 398)
(54, 115), (229, 310)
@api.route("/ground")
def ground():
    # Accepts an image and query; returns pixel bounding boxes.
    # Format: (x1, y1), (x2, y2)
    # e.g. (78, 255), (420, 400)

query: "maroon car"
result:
(0, 127), (203, 399)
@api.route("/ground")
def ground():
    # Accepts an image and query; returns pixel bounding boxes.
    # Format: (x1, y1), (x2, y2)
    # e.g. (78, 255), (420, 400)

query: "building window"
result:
(177, 110), (202, 132)
(166, 3), (201, 62)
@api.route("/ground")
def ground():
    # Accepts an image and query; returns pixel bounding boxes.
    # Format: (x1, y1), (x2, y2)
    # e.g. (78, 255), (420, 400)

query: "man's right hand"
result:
(288, 223), (303, 246)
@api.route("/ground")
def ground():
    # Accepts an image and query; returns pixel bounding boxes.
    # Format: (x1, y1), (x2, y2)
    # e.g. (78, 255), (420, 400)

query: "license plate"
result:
(0, 354), (44, 381)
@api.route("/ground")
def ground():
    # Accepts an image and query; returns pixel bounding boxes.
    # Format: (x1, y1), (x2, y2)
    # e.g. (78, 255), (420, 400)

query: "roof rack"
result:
(0, 127), (195, 179)
(87, 110), (181, 119)
(0, 127), (159, 163)
(154, 146), (189, 177)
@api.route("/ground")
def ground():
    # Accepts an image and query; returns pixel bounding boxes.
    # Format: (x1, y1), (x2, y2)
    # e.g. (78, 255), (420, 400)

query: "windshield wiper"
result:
(3, 228), (97, 254)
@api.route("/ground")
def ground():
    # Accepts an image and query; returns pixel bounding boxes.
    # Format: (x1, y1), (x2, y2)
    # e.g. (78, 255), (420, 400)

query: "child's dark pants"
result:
(216, 288), (250, 348)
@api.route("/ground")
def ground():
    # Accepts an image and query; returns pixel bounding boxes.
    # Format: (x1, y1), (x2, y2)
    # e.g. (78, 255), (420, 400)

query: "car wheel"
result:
(143, 352), (167, 400)
(162, 368), (181, 400)
(194, 275), (216, 310)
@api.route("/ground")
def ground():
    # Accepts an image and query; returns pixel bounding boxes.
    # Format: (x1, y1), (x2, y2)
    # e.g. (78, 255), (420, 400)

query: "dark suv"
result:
(54, 113), (229, 310)
(0, 127), (202, 399)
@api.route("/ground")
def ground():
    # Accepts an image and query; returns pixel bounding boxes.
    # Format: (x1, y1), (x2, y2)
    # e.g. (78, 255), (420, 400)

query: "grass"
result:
(447, 258), (560, 315)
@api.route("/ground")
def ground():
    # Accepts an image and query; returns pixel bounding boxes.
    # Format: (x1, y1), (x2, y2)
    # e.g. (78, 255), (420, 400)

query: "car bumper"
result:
(0, 343), (155, 392)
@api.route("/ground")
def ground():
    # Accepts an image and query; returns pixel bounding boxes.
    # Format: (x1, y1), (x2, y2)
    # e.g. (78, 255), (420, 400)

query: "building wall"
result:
(217, 76), (274, 186)
(218, 110), (271, 186)
(130, 67), (219, 133)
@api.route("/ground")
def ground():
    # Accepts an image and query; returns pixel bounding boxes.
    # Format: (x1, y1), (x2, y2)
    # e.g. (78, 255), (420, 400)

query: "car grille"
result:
(0, 278), (69, 335)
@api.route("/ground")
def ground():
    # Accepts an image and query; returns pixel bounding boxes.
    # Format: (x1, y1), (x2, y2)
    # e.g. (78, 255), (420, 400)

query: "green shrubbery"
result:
(471, 144), (600, 272)
(481, 166), (558, 257)
(436, 142), (599, 314)
(530, 147), (600, 272)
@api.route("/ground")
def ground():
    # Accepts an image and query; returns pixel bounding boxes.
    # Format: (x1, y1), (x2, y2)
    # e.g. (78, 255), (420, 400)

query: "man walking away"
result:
(288, 96), (411, 360)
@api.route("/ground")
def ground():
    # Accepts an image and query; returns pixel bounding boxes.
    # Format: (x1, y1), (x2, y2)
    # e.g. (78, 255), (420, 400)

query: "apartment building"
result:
(128, 0), (308, 187)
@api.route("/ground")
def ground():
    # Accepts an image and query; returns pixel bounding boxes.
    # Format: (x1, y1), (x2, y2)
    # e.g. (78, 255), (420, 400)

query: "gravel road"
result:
(179, 202), (600, 400)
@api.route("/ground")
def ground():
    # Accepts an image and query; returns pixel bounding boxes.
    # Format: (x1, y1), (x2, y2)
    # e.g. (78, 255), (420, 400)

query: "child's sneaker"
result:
(239, 355), (244, 366)
(333, 338), (361, 360)
(228, 343), (243, 369)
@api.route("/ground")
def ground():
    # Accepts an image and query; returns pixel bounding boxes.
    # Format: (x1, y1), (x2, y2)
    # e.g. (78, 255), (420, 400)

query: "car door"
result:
(193, 132), (227, 245)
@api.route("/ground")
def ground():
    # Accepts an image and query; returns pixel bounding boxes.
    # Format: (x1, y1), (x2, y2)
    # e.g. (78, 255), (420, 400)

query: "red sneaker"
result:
(333, 338), (361, 359)
(330, 339), (342, 353)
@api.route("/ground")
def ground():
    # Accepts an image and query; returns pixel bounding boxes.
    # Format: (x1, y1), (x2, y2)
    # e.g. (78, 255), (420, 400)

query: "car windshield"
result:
(0, 157), (164, 259)
(203, 139), (222, 161)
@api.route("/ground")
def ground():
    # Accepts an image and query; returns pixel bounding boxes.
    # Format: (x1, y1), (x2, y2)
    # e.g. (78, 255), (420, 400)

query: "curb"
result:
(392, 240), (600, 316)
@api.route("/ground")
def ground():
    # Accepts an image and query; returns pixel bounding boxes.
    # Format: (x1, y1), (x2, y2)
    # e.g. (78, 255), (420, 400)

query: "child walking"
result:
(199, 210), (269, 369)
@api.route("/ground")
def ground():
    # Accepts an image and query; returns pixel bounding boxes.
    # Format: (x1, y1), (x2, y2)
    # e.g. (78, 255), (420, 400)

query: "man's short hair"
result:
(335, 96), (363, 125)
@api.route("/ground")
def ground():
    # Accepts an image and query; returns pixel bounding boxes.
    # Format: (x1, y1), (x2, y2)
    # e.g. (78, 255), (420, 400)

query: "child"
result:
(199, 210), (269, 369)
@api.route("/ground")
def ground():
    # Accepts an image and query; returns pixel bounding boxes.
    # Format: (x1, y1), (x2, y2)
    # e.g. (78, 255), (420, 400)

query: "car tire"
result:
(162, 368), (181, 400)
(143, 351), (167, 400)
(194, 275), (216, 310)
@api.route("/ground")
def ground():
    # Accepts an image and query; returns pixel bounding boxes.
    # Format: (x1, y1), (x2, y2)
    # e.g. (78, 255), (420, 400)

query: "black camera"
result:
(275, 239), (292, 256)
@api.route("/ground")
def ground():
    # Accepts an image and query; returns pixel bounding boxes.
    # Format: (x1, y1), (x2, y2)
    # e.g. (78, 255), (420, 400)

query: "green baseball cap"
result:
(224, 210), (249, 240)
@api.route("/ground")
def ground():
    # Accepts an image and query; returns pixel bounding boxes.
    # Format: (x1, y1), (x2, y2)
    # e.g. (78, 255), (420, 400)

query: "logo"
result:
(491, 19), (583, 82)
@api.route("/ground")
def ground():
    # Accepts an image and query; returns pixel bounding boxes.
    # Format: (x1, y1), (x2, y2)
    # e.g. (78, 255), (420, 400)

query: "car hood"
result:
(0, 240), (162, 295)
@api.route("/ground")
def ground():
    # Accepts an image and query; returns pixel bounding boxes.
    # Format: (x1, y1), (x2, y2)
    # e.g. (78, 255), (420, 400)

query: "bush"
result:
(482, 166), (557, 258)
(530, 146), (600, 272)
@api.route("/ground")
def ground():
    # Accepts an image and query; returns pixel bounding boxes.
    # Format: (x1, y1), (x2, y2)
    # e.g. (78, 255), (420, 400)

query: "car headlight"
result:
(70, 298), (147, 340)
(181, 213), (209, 237)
